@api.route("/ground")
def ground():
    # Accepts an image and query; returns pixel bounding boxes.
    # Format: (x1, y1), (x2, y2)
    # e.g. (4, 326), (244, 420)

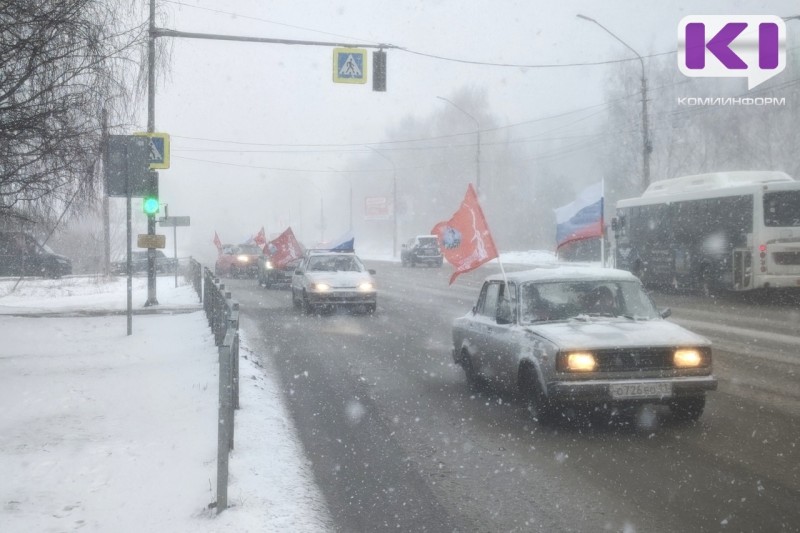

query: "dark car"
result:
(452, 267), (717, 424)
(0, 231), (72, 278)
(401, 235), (443, 267)
(112, 250), (177, 275)
(215, 244), (262, 278)
(258, 256), (301, 289)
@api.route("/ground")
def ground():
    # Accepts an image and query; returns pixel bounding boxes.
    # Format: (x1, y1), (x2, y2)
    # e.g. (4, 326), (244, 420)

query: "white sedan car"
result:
(452, 267), (717, 423)
(291, 251), (377, 314)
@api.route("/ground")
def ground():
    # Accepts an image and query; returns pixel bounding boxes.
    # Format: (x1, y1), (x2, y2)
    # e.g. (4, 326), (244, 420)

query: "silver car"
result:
(291, 251), (377, 313)
(452, 267), (717, 423)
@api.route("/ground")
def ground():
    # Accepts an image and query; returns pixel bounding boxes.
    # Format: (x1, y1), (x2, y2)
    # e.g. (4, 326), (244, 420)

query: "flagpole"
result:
(601, 179), (606, 268)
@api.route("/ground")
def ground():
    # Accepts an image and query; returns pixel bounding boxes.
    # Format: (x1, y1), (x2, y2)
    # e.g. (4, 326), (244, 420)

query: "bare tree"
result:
(0, 0), (146, 222)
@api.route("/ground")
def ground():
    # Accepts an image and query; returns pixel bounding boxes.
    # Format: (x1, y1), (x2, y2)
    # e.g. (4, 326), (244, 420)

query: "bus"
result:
(612, 171), (800, 293)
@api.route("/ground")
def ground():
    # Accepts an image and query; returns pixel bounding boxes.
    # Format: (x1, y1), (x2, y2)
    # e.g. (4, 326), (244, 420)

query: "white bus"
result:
(612, 171), (800, 293)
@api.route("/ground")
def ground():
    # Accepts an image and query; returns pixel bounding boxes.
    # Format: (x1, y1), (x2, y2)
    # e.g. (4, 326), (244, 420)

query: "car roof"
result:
(306, 250), (357, 257)
(485, 265), (639, 284)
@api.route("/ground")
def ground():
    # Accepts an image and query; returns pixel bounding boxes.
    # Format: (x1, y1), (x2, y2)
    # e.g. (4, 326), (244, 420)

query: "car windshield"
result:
(417, 237), (438, 247)
(306, 255), (363, 272)
(519, 280), (659, 324)
(236, 245), (262, 255)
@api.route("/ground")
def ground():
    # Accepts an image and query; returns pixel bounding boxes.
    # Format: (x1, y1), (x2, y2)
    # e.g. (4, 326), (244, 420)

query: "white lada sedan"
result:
(291, 250), (377, 314)
(452, 267), (717, 423)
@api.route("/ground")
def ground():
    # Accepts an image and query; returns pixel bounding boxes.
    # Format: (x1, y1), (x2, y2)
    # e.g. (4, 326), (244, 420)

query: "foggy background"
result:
(53, 0), (800, 270)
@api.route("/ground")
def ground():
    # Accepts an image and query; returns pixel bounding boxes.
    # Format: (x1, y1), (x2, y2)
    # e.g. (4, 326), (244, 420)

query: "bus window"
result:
(764, 191), (800, 227)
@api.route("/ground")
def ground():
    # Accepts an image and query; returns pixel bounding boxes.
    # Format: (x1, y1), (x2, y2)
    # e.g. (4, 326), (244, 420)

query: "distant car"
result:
(452, 267), (717, 423)
(0, 231), (72, 278)
(112, 250), (176, 275)
(258, 256), (301, 289)
(401, 235), (443, 267)
(291, 250), (377, 313)
(215, 244), (262, 278)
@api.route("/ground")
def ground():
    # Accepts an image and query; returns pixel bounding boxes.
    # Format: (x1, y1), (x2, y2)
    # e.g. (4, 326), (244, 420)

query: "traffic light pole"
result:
(145, 0), (158, 306)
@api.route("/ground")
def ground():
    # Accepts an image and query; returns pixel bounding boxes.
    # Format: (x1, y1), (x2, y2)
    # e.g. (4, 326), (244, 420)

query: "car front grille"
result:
(592, 347), (676, 372)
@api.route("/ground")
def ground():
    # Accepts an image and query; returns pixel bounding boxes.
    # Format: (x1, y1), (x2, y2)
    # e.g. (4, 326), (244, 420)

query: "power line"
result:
(162, 0), (676, 69)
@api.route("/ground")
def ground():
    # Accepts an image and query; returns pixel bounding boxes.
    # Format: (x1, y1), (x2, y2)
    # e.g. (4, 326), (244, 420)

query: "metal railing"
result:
(188, 257), (203, 302)
(201, 266), (240, 513)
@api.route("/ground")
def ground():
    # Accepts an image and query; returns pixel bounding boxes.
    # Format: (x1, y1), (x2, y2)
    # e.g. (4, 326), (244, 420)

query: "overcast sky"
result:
(123, 0), (798, 260)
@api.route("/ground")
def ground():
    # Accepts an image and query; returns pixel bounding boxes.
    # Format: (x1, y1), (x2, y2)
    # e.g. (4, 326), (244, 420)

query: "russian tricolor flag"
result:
(554, 180), (604, 250)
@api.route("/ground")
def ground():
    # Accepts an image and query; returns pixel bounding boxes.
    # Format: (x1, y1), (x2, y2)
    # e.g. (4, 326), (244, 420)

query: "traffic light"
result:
(373, 49), (386, 92)
(142, 196), (159, 215)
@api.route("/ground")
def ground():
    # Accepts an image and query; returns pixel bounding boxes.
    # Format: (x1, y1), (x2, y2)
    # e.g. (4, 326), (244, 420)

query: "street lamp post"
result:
(436, 96), (481, 194)
(577, 14), (652, 191)
(366, 146), (398, 258)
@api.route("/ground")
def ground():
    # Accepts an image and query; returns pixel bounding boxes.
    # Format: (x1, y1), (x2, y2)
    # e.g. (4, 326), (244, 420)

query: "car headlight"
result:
(562, 352), (597, 372)
(237, 255), (249, 263)
(312, 282), (331, 292)
(265, 261), (273, 269)
(358, 282), (375, 291)
(674, 349), (703, 368)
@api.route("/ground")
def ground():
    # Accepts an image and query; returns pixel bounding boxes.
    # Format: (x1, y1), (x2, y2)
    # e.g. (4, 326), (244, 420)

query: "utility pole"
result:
(437, 96), (481, 194)
(101, 109), (110, 277)
(145, 0), (158, 306)
(577, 14), (651, 191)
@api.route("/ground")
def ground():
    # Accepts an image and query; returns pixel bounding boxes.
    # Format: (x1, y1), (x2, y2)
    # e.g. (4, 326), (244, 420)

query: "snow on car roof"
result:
(485, 265), (639, 284)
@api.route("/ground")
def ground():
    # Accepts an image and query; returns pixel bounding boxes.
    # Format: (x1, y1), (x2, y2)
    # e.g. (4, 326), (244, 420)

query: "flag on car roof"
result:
(554, 180), (604, 251)
(329, 230), (354, 251)
(265, 227), (303, 268)
(431, 183), (498, 285)
(253, 226), (267, 247)
(213, 231), (223, 256)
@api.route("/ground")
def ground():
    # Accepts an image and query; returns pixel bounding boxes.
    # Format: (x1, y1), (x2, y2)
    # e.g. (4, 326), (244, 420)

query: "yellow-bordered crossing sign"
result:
(333, 48), (367, 84)
(134, 132), (170, 169)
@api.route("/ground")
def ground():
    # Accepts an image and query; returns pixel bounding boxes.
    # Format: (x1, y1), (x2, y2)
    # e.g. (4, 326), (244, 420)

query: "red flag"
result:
(266, 227), (303, 268)
(213, 231), (223, 256)
(253, 226), (267, 247)
(431, 184), (498, 285)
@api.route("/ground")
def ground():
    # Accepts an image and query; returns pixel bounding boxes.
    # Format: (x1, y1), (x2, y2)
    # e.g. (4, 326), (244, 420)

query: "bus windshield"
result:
(764, 190), (800, 227)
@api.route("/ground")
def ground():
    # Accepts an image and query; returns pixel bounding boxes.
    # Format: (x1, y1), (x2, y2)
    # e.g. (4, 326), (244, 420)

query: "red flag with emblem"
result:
(253, 226), (267, 247)
(431, 184), (498, 285)
(265, 227), (303, 268)
(213, 231), (223, 256)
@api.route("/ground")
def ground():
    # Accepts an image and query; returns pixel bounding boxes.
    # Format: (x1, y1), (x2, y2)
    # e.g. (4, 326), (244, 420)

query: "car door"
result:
(291, 256), (308, 294)
(483, 282), (520, 389)
(469, 281), (504, 382)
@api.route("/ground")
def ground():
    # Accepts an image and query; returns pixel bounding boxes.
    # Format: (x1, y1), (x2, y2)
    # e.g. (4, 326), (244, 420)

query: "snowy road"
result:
(229, 261), (799, 532)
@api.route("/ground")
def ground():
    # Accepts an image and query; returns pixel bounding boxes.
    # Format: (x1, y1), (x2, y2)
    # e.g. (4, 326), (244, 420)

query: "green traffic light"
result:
(143, 197), (159, 215)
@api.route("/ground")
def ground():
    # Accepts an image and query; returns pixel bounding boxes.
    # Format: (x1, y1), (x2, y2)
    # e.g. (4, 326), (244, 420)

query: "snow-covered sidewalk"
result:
(0, 276), (332, 532)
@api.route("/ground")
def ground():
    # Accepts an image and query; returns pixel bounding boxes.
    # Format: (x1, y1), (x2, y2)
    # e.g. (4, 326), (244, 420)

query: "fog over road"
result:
(227, 261), (799, 532)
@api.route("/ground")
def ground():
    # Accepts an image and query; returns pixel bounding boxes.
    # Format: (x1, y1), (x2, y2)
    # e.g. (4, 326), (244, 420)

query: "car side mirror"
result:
(368, 269), (376, 275)
(471, 305), (477, 315)
(660, 307), (672, 319)
(401, 244), (407, 249)
(294, 269), (302, 275)
(611, 217), (618, 232)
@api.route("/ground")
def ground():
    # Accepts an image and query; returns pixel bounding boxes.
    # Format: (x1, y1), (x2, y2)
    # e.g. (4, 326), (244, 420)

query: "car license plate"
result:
(609, 382), (672, 399)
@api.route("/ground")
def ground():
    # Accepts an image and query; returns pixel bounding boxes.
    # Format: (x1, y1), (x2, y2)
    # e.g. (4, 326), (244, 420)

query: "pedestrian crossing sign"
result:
(333, 48), (367, 84)
(134, 132), (170, 169)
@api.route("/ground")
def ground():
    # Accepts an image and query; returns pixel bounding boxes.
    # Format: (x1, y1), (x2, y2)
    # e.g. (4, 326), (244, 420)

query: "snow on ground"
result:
(0, 275), (332, 532)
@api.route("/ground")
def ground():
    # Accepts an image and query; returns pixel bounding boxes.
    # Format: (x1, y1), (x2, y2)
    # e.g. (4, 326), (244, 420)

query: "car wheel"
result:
(365, 303), (376, 314)
(669, 395), (706, 422)
(410, 258), (416, 268)
(264, 275), (273, 289)
(461, 350), (485, 393)
(436, 259), (443, 268)
(301, 291), (311, 315)
(518, 364), (554, 424)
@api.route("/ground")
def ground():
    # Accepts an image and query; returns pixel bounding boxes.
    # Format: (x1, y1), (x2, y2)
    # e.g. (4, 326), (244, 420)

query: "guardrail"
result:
(188, 257), (202, 302)
(201, 266), (240, 513)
